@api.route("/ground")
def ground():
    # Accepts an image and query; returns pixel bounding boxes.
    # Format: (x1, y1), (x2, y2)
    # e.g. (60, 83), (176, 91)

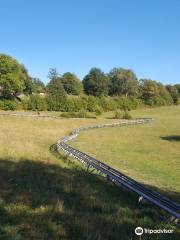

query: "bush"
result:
(94, 106), (103, 116)
(115, 97), (140, 111)
(113, 110), (123, 119)
(62, 98), (76, 112)
(98, 97), (117, 111)
(122, 111), (132, 119)
(46, 96), (62, 111)
(21, 97), (29, 110)
(78, 110), (90, 118)
(62, 98), (84, 112)
(177, 98), (180, 105)
(4, 101), (17, 110)
(46, 96), (85, 112)
(60, 112), (74, 118)
(107, 99), (118, 111)
(146, 96), (167, 107)
(86, 96), (99, 112)
(0, 100), (4, 109)
(0, 100), (18, 110)
(27, 94), (47, 111)
(61, 111), (95, 118)
(72, 98), (85, 111)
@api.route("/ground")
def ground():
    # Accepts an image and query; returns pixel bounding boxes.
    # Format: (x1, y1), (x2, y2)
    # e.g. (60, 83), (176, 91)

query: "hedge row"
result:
(0, 95), (179, 112)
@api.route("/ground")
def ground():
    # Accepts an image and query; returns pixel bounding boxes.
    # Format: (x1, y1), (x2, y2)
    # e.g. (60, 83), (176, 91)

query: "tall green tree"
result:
(109, 68), (139, 97)
(47, 68), (65, 97)
(82, 68), (109, 96)
(32, 78), (46, 93)
(175, 84), (180, 95)
(166, 85), (179, 104)
(0, 54), (30, 98)
(21, 65), (33, 95)
(46, 68), (66, 111)
(47, 78), (66, 98)
(62, 72), (83, 95)
(157, 83), (173, 105)
(140, 79), (159, 101)
(48, 68), (59, 80)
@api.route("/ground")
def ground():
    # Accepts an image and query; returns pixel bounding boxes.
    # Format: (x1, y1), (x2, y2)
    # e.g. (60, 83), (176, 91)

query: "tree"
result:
(109, 68), (139, 97)
(139, 79), (173, 106)
(32, 78), (46, 93)
(82, 68), (109, 96)
(0, 54), (29, 98)
(174, 84), (180, 96)
(46, 78), (66, 111)
(140, 79), (159, 101)
(48, 68), (59, 80)
(46, 68), (66, 111)
(21, 65), (33, 95)
(61, 72), (83, 95)
(46, 68), (65, 97)
(46, 77), (66, 98)
(166, 85), (179, 104)
(157, 83), (173, 105)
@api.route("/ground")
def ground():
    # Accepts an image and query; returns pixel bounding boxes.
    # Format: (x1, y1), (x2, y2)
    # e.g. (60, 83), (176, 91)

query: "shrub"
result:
(78, 110), (90, 118)
(94, 106), (103, 116)
(98, 97), (117, 111)
(61, 111), (95, 118)
(98, 97), (109, 111)
(0, 100), (4, 109)
(62, 98), (84, 112)
(122, 111), (132, 119)
(21, 98), (29, 110)
(146, 96), (167, 107)
(107, 99), (118, 111)
(46, 96), (67, 111)
(86, 96), (99, 112)
(72, 98), (85, 111)
(62, 98), (76, 112)
(46, 96), (58, 111)
(116, 97), (141, 111)
(27, 94), (47, 111)
(4, 101), (17, 110)
(113, 110), (123, 119)
(177, 98), (180, 105)
(60, 112), (74, 118)
(0, 100), (18, 110)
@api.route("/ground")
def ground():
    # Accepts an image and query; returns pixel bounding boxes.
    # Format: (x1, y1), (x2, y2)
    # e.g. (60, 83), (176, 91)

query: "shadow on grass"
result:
(160, 135), (180, 142)
(0, 158), (179, 240)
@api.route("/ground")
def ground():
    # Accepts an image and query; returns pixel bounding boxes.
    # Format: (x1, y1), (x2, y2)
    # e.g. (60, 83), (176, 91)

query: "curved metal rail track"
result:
(57, 118), (180, 220)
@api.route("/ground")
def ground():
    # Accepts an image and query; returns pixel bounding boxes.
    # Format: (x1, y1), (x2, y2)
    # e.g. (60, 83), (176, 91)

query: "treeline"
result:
(0, 54), (180, 112)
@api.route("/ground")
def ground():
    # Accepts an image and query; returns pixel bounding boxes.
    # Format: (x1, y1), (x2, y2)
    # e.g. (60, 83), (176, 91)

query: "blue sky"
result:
(0, 0), (180, 84)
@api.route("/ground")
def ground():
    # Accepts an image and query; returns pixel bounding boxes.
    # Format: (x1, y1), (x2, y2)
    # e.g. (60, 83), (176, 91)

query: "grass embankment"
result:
(0, 110), (179, 239)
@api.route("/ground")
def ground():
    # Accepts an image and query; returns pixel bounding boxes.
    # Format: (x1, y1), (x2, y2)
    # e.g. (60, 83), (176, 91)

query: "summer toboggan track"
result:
(57, 118), (180, 221)
(0, 112), (179, 220)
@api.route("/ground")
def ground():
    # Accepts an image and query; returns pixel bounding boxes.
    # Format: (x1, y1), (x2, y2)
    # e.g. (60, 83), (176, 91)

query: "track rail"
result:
(57, 118), (180, 219)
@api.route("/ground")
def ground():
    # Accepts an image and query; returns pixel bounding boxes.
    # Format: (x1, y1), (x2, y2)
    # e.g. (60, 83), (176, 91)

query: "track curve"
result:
(57, 118), (180, 220)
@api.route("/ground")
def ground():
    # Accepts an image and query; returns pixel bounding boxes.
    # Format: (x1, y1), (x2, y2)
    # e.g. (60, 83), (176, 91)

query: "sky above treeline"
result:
(0, 0), (180, 84)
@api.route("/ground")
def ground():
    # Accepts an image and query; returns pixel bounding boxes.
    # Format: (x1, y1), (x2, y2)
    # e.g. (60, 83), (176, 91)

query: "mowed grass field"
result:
(71, 106), (180, 199)
(0, 109), (179, 239)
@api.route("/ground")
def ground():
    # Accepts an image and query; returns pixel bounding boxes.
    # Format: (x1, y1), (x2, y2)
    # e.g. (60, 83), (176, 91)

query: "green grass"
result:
(71, 106), (180, 200)
(0, 110), (179, 239)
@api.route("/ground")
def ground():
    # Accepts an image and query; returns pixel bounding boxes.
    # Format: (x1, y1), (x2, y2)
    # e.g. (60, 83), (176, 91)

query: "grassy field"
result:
(0, 109), (179, 239)
(71, 106), (180, 200)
